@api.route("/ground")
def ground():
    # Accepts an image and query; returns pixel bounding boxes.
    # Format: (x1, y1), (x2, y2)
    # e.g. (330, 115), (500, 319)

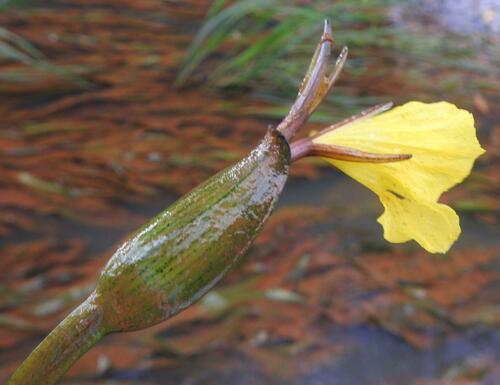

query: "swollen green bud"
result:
(96, 129), (290, 331)
(8, 129), (290, 385)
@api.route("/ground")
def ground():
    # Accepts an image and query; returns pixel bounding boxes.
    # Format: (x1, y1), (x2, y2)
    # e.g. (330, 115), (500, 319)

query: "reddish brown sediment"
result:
(0, 1), (320, 239)
(0, 1), (498, 384)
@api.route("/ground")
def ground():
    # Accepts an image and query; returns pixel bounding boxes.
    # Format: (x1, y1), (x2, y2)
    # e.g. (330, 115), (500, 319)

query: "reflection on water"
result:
(402, 0), (500, 36)
(305, 326), (500, 385)
(0, 0), (498, 384)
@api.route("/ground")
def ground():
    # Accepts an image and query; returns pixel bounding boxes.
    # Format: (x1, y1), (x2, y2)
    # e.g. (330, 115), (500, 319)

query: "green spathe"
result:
(7, 130), (290, 385)
(97, 129), (290, 331)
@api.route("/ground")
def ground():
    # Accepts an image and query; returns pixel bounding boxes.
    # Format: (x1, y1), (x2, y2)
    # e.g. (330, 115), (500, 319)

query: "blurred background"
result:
(0, 0), (498, 384)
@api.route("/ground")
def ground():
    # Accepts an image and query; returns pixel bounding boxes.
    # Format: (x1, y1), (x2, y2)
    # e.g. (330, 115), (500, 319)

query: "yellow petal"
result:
(314, 101), (485, 253)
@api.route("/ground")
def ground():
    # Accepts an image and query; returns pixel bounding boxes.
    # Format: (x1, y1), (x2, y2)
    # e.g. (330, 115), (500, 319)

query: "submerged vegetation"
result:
(177, 0), (499, 119)
(0, 26), (90, 87)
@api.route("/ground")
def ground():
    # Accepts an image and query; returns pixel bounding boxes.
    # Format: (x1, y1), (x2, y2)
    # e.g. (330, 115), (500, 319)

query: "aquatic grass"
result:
(0, 26), (92, 87)
(176, 0), (397, 85)
(0, 27), (45, 59)
(177, 0), (498, 118)
(0, 0), (30, 10)
(175, 0), (404, 116)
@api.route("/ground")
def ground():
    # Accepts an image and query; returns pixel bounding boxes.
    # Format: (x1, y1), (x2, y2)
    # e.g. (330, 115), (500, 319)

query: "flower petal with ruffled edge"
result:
(314, 101), (485, 253)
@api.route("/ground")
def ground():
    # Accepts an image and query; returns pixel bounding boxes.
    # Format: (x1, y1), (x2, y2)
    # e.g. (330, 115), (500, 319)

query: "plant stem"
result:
(7, 293), (107, 385)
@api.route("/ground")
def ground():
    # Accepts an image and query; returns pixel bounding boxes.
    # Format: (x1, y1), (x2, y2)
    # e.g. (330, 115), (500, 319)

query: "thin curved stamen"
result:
(313, 102), (393, 139)
(290, 138), (412, 163)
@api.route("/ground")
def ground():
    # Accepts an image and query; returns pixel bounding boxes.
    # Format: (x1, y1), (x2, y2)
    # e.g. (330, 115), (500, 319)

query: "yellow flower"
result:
(314, 101), (485, 253)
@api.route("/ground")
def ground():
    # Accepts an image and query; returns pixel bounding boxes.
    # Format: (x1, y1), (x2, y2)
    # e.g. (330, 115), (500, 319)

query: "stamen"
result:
(309, 143), (412, 163)
(290, 138), (412, 163)
(314, 102), (393, 138)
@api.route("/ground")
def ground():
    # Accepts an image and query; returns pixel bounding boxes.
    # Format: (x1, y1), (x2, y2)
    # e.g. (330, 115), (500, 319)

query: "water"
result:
(0, 1), (498, 384)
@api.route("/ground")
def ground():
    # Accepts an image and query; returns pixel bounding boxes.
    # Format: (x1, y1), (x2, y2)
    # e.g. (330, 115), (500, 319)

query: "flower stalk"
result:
(7, 295), (107, 385)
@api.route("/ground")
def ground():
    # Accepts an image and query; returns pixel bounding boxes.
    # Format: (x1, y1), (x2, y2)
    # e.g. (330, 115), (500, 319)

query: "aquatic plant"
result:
(7, 21), (483, 385)
(176, 0), (498, 119)
(0, 26), (90, 87)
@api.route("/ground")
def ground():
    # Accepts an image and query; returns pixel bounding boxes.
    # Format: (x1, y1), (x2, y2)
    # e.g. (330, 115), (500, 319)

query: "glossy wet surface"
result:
(0, 1), (498, 384)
